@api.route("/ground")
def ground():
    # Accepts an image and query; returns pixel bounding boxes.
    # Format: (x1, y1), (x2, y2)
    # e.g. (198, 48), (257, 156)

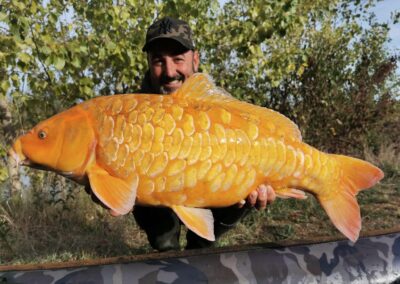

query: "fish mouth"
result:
(8, 140), (28, 165)
(8, 140), (30, 166)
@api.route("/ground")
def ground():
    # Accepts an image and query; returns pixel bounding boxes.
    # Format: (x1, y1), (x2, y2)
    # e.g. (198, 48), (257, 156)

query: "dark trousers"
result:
(133, 206), (250, 251)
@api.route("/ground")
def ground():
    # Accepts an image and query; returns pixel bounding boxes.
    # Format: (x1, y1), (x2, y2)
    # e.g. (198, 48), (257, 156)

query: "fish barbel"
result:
(9, 73), (384, 242)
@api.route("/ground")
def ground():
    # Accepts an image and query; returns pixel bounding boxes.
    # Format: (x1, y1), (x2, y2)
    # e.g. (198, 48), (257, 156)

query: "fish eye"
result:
(38, 130), (47, 139)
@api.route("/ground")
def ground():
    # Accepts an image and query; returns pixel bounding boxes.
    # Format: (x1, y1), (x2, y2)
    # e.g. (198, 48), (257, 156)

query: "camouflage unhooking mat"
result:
(1, 228), (399, 284)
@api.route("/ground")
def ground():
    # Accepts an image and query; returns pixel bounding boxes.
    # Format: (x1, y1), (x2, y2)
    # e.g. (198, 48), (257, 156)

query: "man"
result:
(134, 17), (276, 251)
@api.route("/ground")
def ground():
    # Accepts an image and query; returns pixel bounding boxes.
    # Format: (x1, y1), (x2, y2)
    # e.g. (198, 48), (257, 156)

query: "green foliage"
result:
(1, 0), (157, 123)
(0, 145), (7, 183)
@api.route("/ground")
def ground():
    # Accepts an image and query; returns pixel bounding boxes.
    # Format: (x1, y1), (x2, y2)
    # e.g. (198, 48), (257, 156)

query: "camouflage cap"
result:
(142, 17), (195, 52)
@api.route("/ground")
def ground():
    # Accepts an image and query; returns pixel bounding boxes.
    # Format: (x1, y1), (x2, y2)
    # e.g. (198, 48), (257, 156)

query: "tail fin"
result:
(319, 155), (384, 242)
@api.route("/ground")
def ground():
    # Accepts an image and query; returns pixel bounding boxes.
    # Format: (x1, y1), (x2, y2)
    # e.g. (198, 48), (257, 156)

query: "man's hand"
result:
(237, 184), (276, 210)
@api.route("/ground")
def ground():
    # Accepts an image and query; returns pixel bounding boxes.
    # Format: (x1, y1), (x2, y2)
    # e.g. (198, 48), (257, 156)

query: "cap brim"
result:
(142, 36), (194, 52)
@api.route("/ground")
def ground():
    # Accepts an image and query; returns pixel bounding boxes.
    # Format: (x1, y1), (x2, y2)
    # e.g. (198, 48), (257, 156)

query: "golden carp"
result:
(9, 73), (383, 242)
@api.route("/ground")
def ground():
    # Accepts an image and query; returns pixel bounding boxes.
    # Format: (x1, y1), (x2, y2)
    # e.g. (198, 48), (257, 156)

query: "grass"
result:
(0, 190), (152, 264)
(0, 144), (399, 265)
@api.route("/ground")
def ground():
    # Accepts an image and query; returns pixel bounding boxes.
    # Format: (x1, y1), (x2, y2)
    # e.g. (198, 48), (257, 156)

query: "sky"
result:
(370, 0), (400, 52)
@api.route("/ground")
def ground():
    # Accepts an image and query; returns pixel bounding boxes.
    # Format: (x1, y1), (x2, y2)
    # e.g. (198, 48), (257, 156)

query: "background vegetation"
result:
(0, 0), (399, 264)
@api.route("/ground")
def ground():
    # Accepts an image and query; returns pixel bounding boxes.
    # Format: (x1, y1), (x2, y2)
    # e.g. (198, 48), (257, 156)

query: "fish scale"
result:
(10, 73), (384, 243)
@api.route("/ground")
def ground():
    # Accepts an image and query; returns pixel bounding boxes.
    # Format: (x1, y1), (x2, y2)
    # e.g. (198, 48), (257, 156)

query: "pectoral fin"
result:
(171, 205), (215, 241)
(87, 163), (138, 216)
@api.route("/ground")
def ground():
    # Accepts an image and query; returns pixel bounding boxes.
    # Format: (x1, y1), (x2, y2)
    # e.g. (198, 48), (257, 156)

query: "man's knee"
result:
(148, 230), (180, 252)
(133, 206), (181, 251)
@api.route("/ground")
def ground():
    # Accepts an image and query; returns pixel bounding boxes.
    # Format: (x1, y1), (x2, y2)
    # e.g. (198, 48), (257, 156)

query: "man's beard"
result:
(159, 73), (185, 94)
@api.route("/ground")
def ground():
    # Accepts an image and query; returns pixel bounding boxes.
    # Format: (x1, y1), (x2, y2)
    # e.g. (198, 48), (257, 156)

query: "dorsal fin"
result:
(173, 73), (302, 141)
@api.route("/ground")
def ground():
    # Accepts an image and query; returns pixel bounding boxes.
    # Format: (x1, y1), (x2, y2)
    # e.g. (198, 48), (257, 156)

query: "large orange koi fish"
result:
(9, 73), (383, 242)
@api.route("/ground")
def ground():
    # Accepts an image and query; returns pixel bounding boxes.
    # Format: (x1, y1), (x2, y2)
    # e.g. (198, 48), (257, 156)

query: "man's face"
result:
(147, 39), (199, 94)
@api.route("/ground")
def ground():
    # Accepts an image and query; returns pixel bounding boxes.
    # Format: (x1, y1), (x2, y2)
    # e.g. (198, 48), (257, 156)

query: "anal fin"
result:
(87, 163), (138, 216)
(172, 205), (215, 241)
